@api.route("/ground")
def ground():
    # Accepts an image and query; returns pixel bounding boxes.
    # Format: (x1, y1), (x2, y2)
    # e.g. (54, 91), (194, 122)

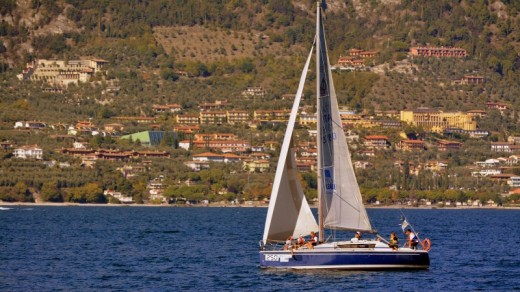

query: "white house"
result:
(179, 140), (191, 150)
(354, 161), (372, 169)
(73, 142), (90, 149)
(474, 159), (500, 168)
(471, 169), (502, 177)
(508, 176), (520, 187)
(104, 190), (134, 203)
(14, 121), (46, 129)
(192, 152), (243, 163)
(184, 161), (210, 172)
(14, 145), (43, 160)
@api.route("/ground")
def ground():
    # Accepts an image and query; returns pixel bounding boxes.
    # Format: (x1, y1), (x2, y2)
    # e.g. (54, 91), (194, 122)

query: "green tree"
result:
(41, 180), (62, 202)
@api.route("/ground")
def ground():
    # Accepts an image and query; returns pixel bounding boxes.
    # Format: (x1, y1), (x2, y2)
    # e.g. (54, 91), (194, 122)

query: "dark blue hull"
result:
(259, 249), (430, 270)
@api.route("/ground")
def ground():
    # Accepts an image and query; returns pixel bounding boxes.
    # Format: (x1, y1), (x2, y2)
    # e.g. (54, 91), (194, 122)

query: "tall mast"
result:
(316, 2), (324, 243)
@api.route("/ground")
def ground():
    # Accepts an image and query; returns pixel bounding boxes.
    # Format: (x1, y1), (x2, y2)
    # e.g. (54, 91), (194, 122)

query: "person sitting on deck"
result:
(297, 234), (305, 249)
(351, 231), (362, 242)
(284, 236), (294, 251)
(389, 232), (399, 250)
(306, 231), (318, 249)
(405, 229), (419, 250)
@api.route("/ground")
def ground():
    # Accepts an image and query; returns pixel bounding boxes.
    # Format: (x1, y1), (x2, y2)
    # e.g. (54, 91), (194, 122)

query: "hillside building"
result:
(14, 121), (46, 130)
(14, 145), (43, 160)
(175, 114), (200, 124)
(242, 87), (266, 98)
(199, 100), (229, 111)
(243, 159), (270, 173)
(179, 133), (245, 152)
(436, 140), (462, 151)
(227, 110), (249, 124)
(200, 111), (227, 125)
(397, 140), (425, 151)
(461, 75), (484, 85)
(17, 58), (108, 87)
(400, 108), (476, 132)
(120, 131), (176, 147)
(153, 104), (182, 113)
(0, 141), (13, 150)
(363, 135), (390, 149)
(336, 48), (377, 69)
(192, 152), (243, 163)
(410, 46), (467, 58)
(115, 116), (155, 123)
(254, 110), (291, 121)
(467, 110), (487, 118)
(486, 102), (508, 112)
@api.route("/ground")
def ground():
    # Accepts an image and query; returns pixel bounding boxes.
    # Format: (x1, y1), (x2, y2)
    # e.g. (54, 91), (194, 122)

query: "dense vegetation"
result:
(0, 0), (519, 206)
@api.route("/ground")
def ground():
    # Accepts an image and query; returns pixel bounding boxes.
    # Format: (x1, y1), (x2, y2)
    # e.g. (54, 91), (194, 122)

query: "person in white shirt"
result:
(284, 236), (293, 250)
(405, 229), (419, 249)
(351, 231), (362, 242)
(306, 231), (318, 249)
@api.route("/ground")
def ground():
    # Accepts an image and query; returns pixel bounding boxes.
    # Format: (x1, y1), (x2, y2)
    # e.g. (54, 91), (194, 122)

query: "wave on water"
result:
(0, 207), (12, 210)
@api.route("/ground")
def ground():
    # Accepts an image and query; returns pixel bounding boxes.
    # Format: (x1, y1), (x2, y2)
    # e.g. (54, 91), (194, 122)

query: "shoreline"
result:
(1, 201), (519, 210)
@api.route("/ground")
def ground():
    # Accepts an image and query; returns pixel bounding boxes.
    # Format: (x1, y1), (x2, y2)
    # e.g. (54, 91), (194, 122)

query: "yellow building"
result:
(243, 159), (270, 173)
(227, 110), (249, 124)
(254, 110), (290, 121)
(176, 114), (200, 124)
(200, 111), (227, 125)
(400, 108), (476, 132)
(299, 113), (317, 126)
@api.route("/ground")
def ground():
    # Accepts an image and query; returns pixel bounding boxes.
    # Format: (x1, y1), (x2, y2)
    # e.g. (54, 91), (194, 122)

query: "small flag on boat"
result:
(401, 219), (409, 232)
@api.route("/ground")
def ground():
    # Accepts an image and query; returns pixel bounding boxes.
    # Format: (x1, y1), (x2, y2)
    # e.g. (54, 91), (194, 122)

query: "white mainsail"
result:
(316, 5), (373, 232)
(262, 46), (318, 243)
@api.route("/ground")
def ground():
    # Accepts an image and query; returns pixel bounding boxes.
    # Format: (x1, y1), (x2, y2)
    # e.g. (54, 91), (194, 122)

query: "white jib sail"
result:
(316, 6), (373, 232)
(262, 45), (318, 243)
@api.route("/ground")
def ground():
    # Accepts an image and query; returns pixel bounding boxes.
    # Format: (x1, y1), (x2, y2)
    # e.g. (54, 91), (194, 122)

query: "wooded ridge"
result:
(0, 0), (519, 206)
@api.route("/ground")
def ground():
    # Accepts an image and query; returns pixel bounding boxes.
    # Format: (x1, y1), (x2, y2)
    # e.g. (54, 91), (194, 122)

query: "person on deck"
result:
(297, 234), (305, 249)
(351, 231), (362, 242)
(405, 229), (419, 250)
(284, 236), (293, 251)
(389, 232), (399, 250)
(306, 231), (318, 249)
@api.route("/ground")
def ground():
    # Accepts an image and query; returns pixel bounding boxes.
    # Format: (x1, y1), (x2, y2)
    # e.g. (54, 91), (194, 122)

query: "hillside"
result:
(0, 0), (520, 206)
(0, 1), (519, 111)
(153, 26), (302, 62)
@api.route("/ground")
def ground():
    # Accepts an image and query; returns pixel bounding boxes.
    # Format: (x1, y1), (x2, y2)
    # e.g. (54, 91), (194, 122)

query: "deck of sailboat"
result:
(262, 240), (429, 254)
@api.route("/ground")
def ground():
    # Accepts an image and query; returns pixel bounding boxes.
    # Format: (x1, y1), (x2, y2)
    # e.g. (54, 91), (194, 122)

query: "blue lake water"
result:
(0, 206), (519, 291)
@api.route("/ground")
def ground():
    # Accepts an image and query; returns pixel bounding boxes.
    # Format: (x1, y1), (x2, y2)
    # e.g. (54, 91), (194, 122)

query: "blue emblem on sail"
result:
(324, 169), (331, 178)
(324, 169), (335, 192)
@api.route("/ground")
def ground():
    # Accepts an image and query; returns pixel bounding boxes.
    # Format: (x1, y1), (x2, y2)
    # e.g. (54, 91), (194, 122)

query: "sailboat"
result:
(259, 3), (430, 270)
